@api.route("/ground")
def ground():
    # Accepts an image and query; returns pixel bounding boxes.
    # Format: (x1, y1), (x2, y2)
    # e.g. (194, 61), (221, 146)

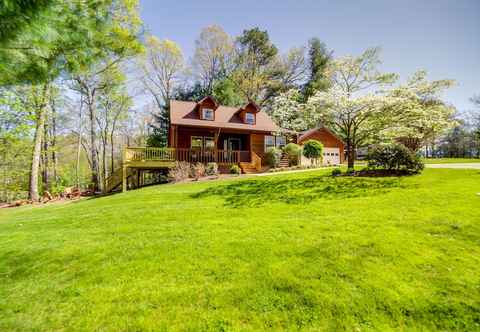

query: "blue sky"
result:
(139, 0), (479, 112)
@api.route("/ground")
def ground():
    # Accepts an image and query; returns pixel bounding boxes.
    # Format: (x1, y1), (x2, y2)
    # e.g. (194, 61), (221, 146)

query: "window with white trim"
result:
(202, 108), (214, 120)
(265, 135), (275, 151)
(276, 136), (286, 149)
(245, 112), (255, 124)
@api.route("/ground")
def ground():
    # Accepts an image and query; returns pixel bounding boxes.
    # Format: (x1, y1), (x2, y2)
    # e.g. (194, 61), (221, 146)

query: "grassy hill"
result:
(1, 169), (479, 331)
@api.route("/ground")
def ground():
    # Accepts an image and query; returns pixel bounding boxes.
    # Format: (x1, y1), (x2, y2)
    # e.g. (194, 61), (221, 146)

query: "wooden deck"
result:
(109, 147), (258, 193)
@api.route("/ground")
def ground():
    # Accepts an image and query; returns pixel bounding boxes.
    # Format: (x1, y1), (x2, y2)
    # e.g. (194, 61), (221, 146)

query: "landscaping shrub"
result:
(331, 168), (342, 176)
(284, 143), (301, 166)
(190, 163), (206, 180)
(205, 162), (219, 176)
(303, 139), (324, 165)
(265, 147), (282, 167)
(230, 164), (241, 175)
(367, 143), (424, 174)
(167, 161), (190, 182)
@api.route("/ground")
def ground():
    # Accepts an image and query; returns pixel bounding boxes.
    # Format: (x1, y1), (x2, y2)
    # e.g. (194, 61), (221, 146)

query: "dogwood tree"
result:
(304, 48), (398, 169)
(384, 70), (457, 152)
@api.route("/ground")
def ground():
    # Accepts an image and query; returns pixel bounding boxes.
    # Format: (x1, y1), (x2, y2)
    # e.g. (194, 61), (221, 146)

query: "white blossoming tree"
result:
(304, 47), (398, 169)
(384, 70), (457, 152)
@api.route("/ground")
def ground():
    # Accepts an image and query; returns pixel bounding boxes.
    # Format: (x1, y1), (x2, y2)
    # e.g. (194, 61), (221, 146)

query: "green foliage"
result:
(212, 78), (244, 107)
(331, 168), (342, 176)
(205, 163), (219, 176)
(367, 143), (425, 174)
(302, 139), (324, 161)
(1, 169), (479, 330)
(264, 147), (283, 167)
(284, 143), (301, 166)
(303, 38), (331, 100)
(229, 164), (241, 175)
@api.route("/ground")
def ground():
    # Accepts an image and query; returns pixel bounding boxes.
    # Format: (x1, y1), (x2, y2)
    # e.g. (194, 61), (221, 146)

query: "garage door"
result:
(323, 147), (340, 165)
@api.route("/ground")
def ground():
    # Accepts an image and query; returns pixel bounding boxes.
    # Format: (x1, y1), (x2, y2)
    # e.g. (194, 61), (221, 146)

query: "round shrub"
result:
(284, 143), (301, 166)
(367, 143), (424, 174)
(331, 168), (342, 176)
(229, 164), (241, 175)
(302, 139), (324, 164)
(264, 147), (283, 167)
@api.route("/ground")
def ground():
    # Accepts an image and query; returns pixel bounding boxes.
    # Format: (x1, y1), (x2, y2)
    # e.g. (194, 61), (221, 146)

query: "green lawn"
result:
(1, 169), (479, 331)
(422, 157), (480, 164)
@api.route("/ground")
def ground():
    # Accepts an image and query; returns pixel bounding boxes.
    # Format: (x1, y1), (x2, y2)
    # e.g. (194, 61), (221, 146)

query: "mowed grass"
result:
(0, 169), (479, 331)
(423, 157), (480, 164)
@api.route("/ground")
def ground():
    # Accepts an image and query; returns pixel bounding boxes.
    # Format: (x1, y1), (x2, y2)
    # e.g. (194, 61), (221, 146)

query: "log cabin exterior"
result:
(112, 96), (345, 192)
(167, 96), (292, 172)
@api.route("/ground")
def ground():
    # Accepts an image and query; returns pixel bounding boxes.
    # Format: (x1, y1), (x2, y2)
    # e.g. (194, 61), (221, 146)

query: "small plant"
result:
(167, 161), (190, 182)
(284, 143), (301, 166)
(205, 162), (219, 176)
(367, 143), (424, 174)
(265, 147), (282, 167)
(190, 163), (206, 180)
(331, 168), (342, 176)
(302, 139), (324, 165)
(229, 164), (241, 175)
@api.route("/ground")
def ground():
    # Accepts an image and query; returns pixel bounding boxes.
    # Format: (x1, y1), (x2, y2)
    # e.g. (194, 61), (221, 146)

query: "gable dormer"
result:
(239, 101), (260, 125)
(196, 96), (218, 121)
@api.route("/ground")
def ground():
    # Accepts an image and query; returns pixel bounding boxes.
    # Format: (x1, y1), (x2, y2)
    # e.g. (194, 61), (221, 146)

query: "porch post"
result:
(122, 165), (127, 193)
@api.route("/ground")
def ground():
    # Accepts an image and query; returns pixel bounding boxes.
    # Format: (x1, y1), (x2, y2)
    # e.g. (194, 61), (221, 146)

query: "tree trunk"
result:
(51, 102), (58, 183)
(42, 119), (50, 191)
(29, 84), (49, 201)
(87, 95), (99, 192)
(346, 139), (355, 169)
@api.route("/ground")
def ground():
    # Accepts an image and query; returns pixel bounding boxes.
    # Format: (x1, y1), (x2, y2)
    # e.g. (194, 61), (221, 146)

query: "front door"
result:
(228, 138), (241, 151)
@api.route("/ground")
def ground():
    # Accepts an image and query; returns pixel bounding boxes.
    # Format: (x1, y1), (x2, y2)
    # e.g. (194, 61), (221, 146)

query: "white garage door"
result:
(323, 147), (340, 165)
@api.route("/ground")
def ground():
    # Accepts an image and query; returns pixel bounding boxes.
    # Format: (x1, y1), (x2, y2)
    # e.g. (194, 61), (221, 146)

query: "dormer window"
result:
(202, 108), (214, 120)
(245, 112), (255, 125)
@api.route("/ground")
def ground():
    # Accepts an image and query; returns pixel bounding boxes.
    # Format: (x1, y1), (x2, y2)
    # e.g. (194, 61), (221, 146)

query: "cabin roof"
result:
(170, 100), (280, 132)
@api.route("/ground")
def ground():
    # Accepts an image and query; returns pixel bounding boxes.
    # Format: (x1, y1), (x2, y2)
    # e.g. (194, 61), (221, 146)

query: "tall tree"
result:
(192, 25), (234, 94)
(232, 27), (278, 104)
(139, 36), (184, 147)
(303, 38), (332, 100)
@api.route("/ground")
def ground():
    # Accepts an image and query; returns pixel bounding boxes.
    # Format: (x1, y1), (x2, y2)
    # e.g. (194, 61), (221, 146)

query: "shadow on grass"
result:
(192, 174), (411, 207)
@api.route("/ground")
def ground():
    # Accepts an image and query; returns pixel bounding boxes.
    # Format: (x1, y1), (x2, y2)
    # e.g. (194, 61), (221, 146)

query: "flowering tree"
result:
(304, 48), (398, 169)
(385, 71), (457, 152)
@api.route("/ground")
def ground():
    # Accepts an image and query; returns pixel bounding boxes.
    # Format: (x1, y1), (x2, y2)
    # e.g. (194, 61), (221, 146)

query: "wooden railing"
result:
(124, 147), (250, 164)
(251, 151), (262, 171)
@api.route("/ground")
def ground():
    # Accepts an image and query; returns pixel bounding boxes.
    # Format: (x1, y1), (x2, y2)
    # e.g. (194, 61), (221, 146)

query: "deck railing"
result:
(125, 147), (250, 164)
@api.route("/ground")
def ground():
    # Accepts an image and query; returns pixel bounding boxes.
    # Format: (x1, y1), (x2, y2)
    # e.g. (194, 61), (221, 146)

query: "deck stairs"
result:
(105, 167), (135, 193)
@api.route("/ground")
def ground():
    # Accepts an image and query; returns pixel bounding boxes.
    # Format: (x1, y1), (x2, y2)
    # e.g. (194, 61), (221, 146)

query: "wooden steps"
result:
(278, 154), (289, 168)
(239, 162), (261, 174)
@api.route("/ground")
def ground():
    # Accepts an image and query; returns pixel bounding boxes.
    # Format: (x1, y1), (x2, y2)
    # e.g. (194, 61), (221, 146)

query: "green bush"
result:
(264, 147), (283, 167)
(205, 163), (219, 176)
(284, 143), (301, 166)
(229, 164), (241, 175)
(331, 168), (342, 176)
(367, 143), (424, 174)
(302, 139), (324, 164)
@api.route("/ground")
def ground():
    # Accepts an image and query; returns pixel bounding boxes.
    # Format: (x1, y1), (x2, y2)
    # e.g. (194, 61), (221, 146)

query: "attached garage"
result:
(298, 127), (345, 165)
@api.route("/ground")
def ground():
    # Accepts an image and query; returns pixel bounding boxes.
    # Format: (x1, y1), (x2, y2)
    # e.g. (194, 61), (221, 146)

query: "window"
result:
(204, 137), (215, 149)
(202, 108), (214, 120)
(191, 136), (215, 149)
(191, 136), (203, 149)
(275, 136), (286, 149)
(265, 135), (275, 151)
(245, 112), (255, 124)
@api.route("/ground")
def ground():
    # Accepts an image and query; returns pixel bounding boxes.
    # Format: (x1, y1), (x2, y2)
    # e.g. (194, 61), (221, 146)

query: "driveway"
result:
(426, 163), (480, 169)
